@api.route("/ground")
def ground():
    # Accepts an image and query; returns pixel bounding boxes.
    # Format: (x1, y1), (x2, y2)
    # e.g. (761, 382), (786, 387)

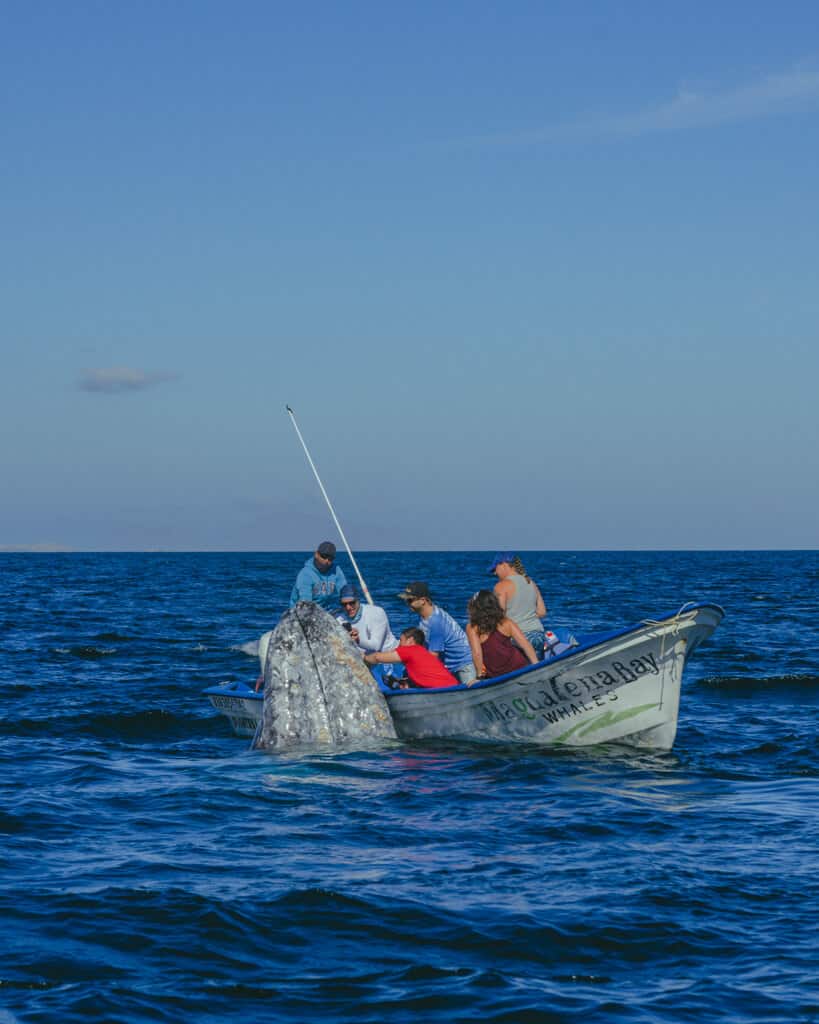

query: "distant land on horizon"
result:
(2, 545), (816, 555)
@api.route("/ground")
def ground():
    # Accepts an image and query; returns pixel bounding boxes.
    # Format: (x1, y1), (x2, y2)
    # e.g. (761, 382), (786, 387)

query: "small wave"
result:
(721, 736), (819, 776)
(232, 640), (260, 657)
(743, 739), (793, 755)
(0, 683), (35, 698)
(698, 674), (819, 691)
(54, 645), (117, 660)
(0, 708), (196, 742)
(0, 811), (25, 835)
(84, 709), (190, 739)
(94, 631), (133, 642)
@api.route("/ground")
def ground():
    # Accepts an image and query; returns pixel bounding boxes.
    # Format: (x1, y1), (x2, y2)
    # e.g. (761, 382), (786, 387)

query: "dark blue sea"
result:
(2, 551), (818, 1023)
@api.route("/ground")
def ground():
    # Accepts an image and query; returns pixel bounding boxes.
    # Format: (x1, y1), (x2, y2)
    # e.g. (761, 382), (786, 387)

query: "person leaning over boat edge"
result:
(289, 541), (348, 611)
(336, 584), (398, 656)
(397, 581), (477, 686)
(364, 628), (459, 689)
(489, 552), (547, 660)
(467, 589), (538, 681)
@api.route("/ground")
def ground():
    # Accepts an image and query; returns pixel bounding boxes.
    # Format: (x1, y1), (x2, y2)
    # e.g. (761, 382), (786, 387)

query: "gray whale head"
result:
(252, 602), (397, 751)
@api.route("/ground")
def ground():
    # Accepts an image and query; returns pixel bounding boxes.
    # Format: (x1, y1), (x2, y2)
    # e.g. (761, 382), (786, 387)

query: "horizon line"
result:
(2, 547), (816, 555)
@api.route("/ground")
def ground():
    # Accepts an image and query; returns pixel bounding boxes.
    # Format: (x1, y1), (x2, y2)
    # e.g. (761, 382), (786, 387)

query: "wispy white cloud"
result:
(475, 65), (819, 147)
(602, 67), (819, 136)
(78, 367), (180, 394)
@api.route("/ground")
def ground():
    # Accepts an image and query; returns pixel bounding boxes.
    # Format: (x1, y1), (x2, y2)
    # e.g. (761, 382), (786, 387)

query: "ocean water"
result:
(2, 550), (818, 1024)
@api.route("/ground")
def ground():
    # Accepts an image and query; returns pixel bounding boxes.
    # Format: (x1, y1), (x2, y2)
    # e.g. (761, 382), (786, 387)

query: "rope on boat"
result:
(639, 602), (697, 711)
(640, 601), (698, 632)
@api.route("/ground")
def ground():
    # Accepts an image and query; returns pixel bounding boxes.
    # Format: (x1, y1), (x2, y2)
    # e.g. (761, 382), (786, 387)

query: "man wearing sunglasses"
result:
(397, 581), (477, 686)
(289, 540), (348, 611)
(336, 584), (398, 658)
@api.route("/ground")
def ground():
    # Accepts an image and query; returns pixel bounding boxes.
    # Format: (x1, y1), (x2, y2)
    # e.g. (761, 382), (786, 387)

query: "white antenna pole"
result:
(286, 405), (374, 605)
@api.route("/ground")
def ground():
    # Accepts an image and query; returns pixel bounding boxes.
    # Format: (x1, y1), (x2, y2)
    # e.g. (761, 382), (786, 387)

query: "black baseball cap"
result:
(397, 581), (430, 601)
(316, 541), (336, 559)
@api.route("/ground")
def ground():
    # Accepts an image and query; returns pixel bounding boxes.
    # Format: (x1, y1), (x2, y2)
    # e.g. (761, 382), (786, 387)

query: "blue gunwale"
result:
(383, 601), (724, 697)
(203, 602), (724, 703)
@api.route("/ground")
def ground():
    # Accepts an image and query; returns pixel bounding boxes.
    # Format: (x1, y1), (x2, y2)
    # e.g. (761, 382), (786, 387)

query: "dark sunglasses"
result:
(340, 599), (357, 608)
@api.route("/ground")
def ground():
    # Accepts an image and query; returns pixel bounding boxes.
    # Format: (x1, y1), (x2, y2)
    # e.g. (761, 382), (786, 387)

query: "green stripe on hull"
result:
(555, 703), (661, 743)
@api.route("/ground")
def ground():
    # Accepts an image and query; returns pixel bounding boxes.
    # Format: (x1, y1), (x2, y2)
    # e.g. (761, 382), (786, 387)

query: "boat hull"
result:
(204, 681), (262, 738)
(204, 604), (723, 750)
(386, 604), (722, 749)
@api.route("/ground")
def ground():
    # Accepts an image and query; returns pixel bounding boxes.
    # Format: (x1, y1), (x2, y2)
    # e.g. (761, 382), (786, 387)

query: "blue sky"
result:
(2, 1), (818, 551)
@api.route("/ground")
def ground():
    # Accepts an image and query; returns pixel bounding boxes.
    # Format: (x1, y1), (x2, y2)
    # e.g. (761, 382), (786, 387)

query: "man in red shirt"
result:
(364, 628), (459, 688)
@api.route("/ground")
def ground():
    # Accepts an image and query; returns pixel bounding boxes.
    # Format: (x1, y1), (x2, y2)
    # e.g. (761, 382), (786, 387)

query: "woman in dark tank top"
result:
(480, 628), (528, 677)
(466, 590), (539, 681)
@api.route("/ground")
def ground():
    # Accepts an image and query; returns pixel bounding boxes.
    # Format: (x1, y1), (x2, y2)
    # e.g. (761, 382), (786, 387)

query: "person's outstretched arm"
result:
(505, 619), (538, 664)
(364, 649), (401, 666)
(466, 624), (487, 678)
(533, 582), (547, 619)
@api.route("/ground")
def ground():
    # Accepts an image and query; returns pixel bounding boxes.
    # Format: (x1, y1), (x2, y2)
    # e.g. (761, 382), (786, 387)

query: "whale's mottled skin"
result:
(252, 602), (396, 751)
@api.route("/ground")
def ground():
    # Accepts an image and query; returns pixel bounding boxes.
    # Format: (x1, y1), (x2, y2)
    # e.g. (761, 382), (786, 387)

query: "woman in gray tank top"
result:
(488, 553), (547, 660)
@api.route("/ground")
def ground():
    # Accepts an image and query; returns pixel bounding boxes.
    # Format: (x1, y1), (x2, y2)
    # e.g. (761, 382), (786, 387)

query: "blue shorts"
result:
(525, 629), (546, 661)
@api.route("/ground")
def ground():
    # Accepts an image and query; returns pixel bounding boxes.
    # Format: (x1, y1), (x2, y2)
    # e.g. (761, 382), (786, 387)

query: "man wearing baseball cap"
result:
(397, 581), (477, 686)
(289, 540), (348, 611)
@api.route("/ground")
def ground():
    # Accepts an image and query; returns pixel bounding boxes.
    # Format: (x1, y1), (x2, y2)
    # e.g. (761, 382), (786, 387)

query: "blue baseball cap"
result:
(487, 552), (515, 573)
(339, 584), (358, 601)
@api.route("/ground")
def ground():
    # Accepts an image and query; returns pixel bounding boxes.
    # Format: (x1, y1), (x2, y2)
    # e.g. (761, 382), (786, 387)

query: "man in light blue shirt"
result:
(397, 581), (476, 686)
(290, 541), (347, 611)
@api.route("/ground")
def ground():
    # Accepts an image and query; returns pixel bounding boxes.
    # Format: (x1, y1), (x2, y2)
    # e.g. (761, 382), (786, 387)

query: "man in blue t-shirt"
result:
(397, 581), (477, 686)
(290, 541), (347, 611)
